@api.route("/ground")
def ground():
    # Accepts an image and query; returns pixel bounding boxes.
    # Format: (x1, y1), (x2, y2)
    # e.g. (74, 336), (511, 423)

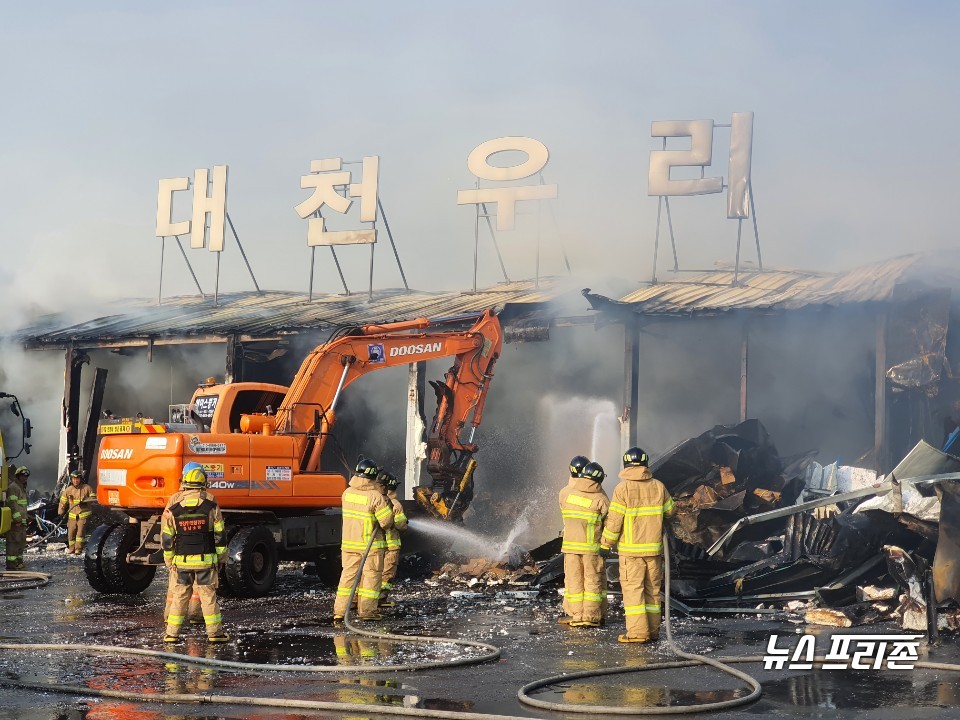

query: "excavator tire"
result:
(100, 523), (157, 594)
(223, 525), (278, 598)
(84, 523), (116, 593)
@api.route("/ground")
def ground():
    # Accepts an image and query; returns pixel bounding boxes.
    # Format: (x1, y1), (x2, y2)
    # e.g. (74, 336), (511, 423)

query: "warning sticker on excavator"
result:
(100, 422), (134, 435)
(201, 463), (224, 479)
(266, 466), (292, 482)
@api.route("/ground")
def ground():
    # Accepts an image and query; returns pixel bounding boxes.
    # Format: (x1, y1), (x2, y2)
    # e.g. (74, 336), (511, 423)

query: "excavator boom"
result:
(271, 308), (503, 518)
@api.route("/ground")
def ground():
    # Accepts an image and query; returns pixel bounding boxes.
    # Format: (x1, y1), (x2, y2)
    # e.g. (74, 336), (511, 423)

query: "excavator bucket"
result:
(414, 459), (476, 521)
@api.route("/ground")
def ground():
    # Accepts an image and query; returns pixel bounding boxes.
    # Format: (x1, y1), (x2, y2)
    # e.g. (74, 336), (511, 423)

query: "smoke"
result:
(0, 342), (65, 492)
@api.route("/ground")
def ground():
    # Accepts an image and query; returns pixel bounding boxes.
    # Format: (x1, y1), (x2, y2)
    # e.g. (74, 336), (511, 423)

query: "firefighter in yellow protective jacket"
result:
(601, 447), (674, 643)
(378, 471), (408, 608)
(59, 469), (95, 555)
(333, 457), (394, 621)
(558, 459), (610, 628)
(4, 466), (29, 570)
(162, 481), (205, 627)
(556, 455), (595, 624)
(161, 463), (229, 643)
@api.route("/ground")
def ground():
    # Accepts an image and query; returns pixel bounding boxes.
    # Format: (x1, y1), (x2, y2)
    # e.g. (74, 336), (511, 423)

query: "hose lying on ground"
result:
(0, 533), (499, 675)
(516, 534), (762, 714)
(0, 570), (51, 593)
(5, 531), (959, 718)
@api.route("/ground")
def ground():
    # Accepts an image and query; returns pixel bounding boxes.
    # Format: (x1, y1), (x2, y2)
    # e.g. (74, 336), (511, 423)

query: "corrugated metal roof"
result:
(20, 279), (569, 348)
(609, 255), (929, 315)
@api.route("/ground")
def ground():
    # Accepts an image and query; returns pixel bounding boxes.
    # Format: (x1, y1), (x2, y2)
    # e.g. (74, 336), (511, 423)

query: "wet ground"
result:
(4, 548), (960, 719)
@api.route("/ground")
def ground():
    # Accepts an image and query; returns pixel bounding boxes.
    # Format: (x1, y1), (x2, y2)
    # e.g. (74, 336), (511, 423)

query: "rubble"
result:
(607, 421), (960, 636)
(431, 556), (539, 588)
(804, 601), (894, 628)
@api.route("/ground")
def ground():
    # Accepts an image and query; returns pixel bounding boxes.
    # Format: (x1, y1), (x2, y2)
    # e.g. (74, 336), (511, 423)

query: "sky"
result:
(1, 1), (959, 329)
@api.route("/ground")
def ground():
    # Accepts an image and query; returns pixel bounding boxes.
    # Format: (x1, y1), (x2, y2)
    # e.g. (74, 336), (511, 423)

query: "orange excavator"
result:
(85, 309), (503, 597)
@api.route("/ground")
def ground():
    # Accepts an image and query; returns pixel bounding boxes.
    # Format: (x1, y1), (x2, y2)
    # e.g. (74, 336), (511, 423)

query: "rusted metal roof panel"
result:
(614, 255), (928, 314)
(20, 278), (569, 348)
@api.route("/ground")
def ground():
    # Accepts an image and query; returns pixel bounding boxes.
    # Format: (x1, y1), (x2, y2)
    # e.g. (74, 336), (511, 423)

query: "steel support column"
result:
(80, 368), (108, 481)
(60, 347), (89, 482)
(225, 334), (244, 384)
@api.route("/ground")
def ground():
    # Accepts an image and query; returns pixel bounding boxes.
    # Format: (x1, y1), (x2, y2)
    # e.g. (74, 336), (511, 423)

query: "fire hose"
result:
(5, 532), (960, 718)
(0, 569), (51, 593)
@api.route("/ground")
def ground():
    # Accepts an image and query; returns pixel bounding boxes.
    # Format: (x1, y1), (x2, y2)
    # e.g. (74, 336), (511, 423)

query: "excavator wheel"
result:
(100, 523), (157, 594)
(222, 525), (278, 598)
(216, 526), (242, 597)
(84, 523), (117, 593)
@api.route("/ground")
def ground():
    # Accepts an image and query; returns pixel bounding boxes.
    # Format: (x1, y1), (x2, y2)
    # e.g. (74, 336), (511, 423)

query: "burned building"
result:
(9, 252), (960, 538)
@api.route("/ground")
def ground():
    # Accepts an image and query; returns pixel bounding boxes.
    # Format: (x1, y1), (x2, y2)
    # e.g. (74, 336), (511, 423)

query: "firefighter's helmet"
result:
(14, 466), (29, 477)
(70, 470), (83, 480)
(582, 461), (606, 482)
(623, 447), (649, 467)
(569, 455), (589, 477)
(356, 456), (380, 479)
(378, 471), (399, 490)
(181, 464), (208, 488)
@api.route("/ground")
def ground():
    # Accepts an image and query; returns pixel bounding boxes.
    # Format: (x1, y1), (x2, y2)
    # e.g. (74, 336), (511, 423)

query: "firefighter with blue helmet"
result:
(161, 462), (229, 643)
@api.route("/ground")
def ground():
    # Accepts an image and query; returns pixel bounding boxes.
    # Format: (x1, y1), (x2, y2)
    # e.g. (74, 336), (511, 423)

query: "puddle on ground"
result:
(760, 670), (960, 709)
(544, 681), (749, 708)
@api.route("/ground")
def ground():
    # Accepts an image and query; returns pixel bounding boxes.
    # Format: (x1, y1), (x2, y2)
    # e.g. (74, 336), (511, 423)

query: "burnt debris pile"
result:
(654, 419), (960, 634)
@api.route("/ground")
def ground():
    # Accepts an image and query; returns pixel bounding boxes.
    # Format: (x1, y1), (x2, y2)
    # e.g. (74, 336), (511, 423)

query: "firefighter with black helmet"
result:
(558, 459), (610, 627)
(161, 462), (229, 643)
(602, 447), (674, 643)
(4, 466), (29, 570)
(333, 456), (394, 621)
(59, 469), (95, 555)
(377, 470), (408, 608)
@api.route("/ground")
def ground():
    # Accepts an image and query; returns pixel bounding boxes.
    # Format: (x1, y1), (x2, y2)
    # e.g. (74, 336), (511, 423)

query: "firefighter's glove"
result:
(599, 545), (612, 558)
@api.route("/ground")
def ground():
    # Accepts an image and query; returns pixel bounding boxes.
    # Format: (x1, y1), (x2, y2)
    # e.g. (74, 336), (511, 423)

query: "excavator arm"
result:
(268, 309), (503, 519)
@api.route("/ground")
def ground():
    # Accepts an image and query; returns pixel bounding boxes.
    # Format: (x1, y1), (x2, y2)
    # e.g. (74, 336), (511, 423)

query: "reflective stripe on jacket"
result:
(5, 480), (27, 524)
(602, 466), (674, 556)
(558, 476), (610, 554)
(160, 488), (226, 567)
(59, 483), (95, 518)
(341, 475), (393, 552)
(385, 490), (407, 550)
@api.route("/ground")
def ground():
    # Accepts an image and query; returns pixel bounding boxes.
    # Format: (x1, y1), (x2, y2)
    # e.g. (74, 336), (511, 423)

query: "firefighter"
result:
(161, 463), (229, 643)
(377, 471), (408, 608)
(601, 447), (674, 643)
(59, 469), (95, 555)
(162, 469), (205, 626)
(558, 460), (610, 628)
(567, 455), (589, 487)
(4, 466), (29, 570)
(333, 456), (394, 622)
(557, 455), (593, 624)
